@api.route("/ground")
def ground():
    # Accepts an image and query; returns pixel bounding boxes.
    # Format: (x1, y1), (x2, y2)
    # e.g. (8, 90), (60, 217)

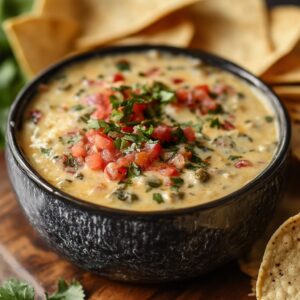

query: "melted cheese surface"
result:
(19, 51), (278, 211)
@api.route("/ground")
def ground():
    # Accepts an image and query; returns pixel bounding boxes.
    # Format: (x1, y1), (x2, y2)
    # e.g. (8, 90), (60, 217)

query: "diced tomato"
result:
(133, 103), (147, 114)
(169, 154), (185, 170)
(195, 84), (210, 93)
(234, 160), (253, 168)
(200, 97), (218, 114)
(135, 151), (150, 168)
(101, 149), (119, 163)
(131, 103), (147, 122)
(172, 78), (184, 84)
(121, 126), (134, 133)
(104, 162), (127, 181)
(144, 143), (163, 160)
(71, 143), (87, 158)
(152, 125), (172, 142)
(160, 165), (179, 177)
(94, 133), (115, 151)
(222, 120), (235, 131)
(85, 130), (98, 144)
(183, 127), (196, 142)
(213, 83), (234, 95)
(87, 92), (112, 120)
(176, 89), (191, 103)
(117, 154), (135, 167)
(193, 85), (210, 102)
(149, 163), (179, 177)
(113, 73), (125, 82)
(85, 153), (105, 170)
(181, 150), (192, 160)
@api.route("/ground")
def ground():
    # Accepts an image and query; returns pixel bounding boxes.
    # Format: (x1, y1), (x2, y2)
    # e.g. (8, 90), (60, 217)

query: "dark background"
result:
(268, 0), (300, 5)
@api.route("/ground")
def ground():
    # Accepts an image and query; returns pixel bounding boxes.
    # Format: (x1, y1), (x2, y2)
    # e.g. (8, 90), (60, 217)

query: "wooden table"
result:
(0, 151), (273, 299)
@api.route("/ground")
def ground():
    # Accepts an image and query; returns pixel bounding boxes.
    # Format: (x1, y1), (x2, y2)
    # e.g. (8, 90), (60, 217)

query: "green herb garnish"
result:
(210, 118), (222, 129)
(116, 60), (131, 71)
(127, 162), (142, 178)
(0, 279), (85, 300)
(71, 104), (84, 111)
(112, 188), (139, 202)
(228, 155), (242, 161)
(265, 116), (274, 123)
(153, 193), (164, 204)
(40, 147), (51, 155)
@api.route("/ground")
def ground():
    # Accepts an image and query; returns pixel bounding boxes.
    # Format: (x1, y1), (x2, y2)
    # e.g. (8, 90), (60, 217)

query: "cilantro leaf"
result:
(210, 118), (222, 129)
(0, 279), (85, 300)
(115, 60), (131, 71)
(153, 193), (164, 204)
(46, 280), (85, 300)
(0, 279), (34, 300)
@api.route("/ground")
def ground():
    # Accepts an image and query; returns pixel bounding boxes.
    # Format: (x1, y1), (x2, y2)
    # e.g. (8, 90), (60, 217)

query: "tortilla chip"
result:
(273, 85), (300, 98)
(34, 0), (80, 22)
(255, 6), (300, 75)
(256, 214), (300, 299)
(263, 44), (300, 84)
(189, 0), (272, 74)
(3, 15), (79, 77)
(111, 13), (194, 48)
(292, 121), (300, 161)
(36, 0), (201, 49)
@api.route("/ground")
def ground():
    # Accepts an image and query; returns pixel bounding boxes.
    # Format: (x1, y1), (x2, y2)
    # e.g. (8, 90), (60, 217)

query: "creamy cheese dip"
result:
(19, 51), (278, 211)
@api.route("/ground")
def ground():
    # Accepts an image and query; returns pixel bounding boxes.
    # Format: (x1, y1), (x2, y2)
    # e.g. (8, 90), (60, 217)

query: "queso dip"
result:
(19, 51), (278, 211)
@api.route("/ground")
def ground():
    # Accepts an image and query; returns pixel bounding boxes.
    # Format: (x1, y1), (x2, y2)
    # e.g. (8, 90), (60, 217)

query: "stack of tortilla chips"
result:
(3, 0), (300, 299)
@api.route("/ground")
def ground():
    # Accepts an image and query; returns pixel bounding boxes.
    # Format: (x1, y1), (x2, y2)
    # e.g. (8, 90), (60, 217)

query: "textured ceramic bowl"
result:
(5, 45), (291, 283)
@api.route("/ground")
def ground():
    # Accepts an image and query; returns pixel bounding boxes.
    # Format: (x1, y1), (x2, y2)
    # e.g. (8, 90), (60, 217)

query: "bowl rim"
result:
(6, 44), (291, 217)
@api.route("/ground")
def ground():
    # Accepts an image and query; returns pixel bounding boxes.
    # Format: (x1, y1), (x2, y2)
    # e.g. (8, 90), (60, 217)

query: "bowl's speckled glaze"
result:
(5, 45), (290, 282)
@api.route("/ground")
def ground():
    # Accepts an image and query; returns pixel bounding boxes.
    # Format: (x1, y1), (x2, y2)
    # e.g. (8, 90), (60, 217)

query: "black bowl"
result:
(5, 45), (290, 283)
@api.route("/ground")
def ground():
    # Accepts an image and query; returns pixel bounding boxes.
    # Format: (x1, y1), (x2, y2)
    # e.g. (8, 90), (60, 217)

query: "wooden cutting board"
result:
(0, 151), (270, 299)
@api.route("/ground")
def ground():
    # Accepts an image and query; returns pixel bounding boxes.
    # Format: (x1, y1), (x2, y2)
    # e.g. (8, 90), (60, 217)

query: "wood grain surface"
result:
(0, 153), (258, 299)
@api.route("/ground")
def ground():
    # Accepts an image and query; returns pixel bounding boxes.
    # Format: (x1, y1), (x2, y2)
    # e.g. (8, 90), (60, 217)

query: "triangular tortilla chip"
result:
(256, 214), (300, 300)
(262, 7), (300, 83)
(34, 0), (79, 22)
(77, 0), (200, 49)
(3, 15), (79, 77)
(273, 85), (300, 98)
(111, 13), (194, 48)
(189, 0), (272, 75)
(264, 45), (300, 84)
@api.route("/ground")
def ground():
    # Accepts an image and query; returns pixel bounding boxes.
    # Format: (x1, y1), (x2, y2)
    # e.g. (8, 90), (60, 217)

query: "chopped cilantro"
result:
(153, 193), (164, 204)
(237, 92), (245, 99)
(74, 88), (85, 98)
(228, 155), (242, 161)
(59, 133), (81, 145)
(75, 173), (84, 180)
(40, 147), (51, 155)
(0, 279), (85, 300)
(112, 188), (138, 202)
(265, 116), (274, 123)
(127, 162), (142, 178)
(63, 155), (79, 171)
(116, 60), (131, 71)
(71, 104), (84, 111)
(58, 83), (72, 91)
(171, 177), (184, 191)
(114, 137), (129, 150)
(210, 118), (222, 129)
(147, 178), (163, 189)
